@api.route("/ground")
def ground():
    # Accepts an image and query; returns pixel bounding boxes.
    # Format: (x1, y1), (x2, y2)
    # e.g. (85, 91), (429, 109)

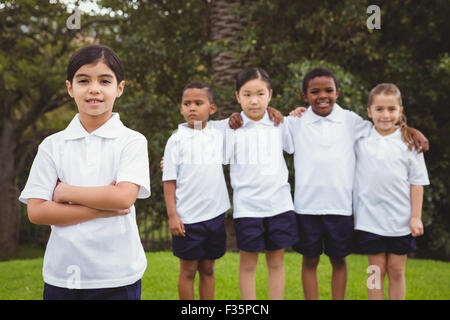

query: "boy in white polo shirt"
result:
(162, 82), (230, 300)
(19, 45), (150, 300)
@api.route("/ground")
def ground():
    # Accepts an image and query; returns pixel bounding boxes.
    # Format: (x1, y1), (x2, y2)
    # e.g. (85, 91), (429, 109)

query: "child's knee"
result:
(387, 264), (405, 281)
(266, 252), (284, 271)
(329, 257), (346, 269)
(180, 261), (198, 281)
(303, 256), (320, 269)
(198, 261), (215, 277)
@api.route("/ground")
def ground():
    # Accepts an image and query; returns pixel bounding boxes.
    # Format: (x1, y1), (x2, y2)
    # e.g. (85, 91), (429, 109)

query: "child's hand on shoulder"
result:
(267, 106), (284, 126)
(410, 217), (424, 237)
(229, 112), (243, 129)
(289, 106), (307, 117)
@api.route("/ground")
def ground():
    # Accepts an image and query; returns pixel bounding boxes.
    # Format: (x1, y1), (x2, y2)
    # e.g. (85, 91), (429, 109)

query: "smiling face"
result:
(302, 76), (339, 117)
(180, 88), (216, 129)
(368, 93), (403, 136)
(66, 60), (125, 126)
(235, 78), (272, 121)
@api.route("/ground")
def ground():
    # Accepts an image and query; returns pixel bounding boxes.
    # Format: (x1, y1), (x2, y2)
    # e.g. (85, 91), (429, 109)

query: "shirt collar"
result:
(369, 126), (401, 140)
(62, 113), (125, 140)
(241, 110), (273, 127)
(177, 121), (212, 138)
(303, 103), (344, 124)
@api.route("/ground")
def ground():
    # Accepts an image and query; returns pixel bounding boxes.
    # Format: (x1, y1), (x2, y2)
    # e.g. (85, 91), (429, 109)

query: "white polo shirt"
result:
(19, 113), (150, 289)
(227, 111), (294, 219)
(162, 122), (230, 224)
(285, 104), (372, 215)
(353, 128), (429, 236)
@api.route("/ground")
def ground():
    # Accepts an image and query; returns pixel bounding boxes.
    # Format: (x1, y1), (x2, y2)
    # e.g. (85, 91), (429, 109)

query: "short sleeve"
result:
(352, 112), (373, 140)
(280, 119), (294, 154)
(162, 135), (179, 182)
(208, 118), (230, 133)
(116, 134), (151, 199)
(19, 144), (58, 204)
(407, 151), (430, 186)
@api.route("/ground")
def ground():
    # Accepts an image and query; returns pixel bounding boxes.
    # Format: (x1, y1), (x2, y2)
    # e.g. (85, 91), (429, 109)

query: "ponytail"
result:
(398, 113), (414, 150)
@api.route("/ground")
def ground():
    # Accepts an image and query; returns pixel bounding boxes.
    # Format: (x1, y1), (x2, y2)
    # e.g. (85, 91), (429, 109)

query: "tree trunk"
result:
(209, 0), (247, 118)
(0, 122), (20, 259)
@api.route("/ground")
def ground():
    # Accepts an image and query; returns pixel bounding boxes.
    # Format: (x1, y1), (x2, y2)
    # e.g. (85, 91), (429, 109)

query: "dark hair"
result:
(182, 82), (214, 103)
(302, 67), (338, 93)
(67, 45), (124, 84)
(235, 67), (272, 92)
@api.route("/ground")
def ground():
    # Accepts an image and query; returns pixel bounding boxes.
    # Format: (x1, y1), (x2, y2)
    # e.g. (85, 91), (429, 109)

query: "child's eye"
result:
(77, 79), (88, 83)
(101, 80), (111, 84)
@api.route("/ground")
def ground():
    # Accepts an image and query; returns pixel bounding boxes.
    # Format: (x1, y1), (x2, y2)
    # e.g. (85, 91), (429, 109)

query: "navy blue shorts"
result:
(234, 210), (299, 252)
(293, 214), (353, 259)
(43, 279), (141, 300)
(354, 230), (416, 255)
(172, 213), (226, 261)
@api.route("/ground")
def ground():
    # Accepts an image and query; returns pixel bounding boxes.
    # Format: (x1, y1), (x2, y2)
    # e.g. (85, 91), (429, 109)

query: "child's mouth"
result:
(316, 101), (330, 107)
(86, 99), (103, 105)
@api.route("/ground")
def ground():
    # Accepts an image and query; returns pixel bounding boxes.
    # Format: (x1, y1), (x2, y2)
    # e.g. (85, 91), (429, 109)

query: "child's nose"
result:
(89, 82), (101, 94)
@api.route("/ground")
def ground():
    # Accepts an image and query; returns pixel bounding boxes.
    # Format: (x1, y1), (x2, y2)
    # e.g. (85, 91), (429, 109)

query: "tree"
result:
(208, 0), (246, 118)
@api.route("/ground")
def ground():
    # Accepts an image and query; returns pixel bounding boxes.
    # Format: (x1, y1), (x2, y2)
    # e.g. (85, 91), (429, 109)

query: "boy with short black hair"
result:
(162, 82), (230, 300)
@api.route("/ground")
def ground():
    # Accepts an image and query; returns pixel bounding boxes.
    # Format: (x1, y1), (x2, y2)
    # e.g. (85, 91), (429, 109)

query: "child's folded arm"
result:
(27, 198), (129, 226)
(53, 181), (140, 210)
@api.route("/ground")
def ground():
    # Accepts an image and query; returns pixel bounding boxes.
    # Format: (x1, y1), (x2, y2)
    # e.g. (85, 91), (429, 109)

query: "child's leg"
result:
(302, 256), (320, 300)
(179, 259), (199, 300)
(239, 250), (259, 300)
(367, 253), (387, 300)
(198, 259), (215, 300)
(265, 248), (285, 300)
(329, 257), (347, 300)
(386, 253), (407, 300)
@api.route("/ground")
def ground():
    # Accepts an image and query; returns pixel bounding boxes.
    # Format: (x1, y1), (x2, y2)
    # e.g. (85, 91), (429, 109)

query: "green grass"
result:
(0, 252), (448, 300)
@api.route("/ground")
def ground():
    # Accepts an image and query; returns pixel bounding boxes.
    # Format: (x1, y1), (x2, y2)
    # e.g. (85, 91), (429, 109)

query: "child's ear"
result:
(235, 91), (241, 104)
(209, 104), (217, 115)
(116, 80), (125, 98)
(268, 89), (273, 101)
(301, 92), (307, 102)
(66, 80), (73, 98)
(367, 107), (372, 118)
